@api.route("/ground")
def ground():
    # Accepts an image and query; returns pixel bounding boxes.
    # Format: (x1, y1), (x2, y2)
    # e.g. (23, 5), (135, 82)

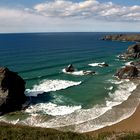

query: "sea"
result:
(0, 32), (139, 132)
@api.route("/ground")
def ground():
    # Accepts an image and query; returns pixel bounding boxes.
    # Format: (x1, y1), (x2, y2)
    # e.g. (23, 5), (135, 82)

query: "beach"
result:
(88, 81), (140, 135)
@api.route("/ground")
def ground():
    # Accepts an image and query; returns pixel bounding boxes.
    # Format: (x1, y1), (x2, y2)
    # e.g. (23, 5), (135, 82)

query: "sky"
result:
(0, 0), (140, 33)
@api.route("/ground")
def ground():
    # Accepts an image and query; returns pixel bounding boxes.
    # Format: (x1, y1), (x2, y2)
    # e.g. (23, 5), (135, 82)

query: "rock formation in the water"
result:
(83, 71), (96, 75)
(115, 66), (139, 79)
(98, 63), (109, 67)
(119, 43), (140, 60)
(0, 67), (27, 115)
(103, 34), (140, 79)
(102, 34), (140, 42)
(65, 64), (75, 72)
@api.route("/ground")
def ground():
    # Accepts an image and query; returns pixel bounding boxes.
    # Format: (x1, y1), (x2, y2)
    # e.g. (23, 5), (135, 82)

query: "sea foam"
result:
(25, 102), (81, 116)
(88, 62), (105, 67)
(62, 69), (95, 76)
(125, 61), (133, 66)
(23, 81), (138, 132)
(26, 79), (81, 97)
(106, 82), (137, 107)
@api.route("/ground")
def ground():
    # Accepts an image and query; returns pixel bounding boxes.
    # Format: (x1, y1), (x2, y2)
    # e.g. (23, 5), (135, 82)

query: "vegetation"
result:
(0, 122), (140, 140)
(0, 122), (92, 140)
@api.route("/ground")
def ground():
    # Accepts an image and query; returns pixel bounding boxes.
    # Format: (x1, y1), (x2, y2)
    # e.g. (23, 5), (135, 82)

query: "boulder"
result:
(115, 66), (139, 79)
(0, 67), (27, 115)
(65, 64), (75, 72)
(119, 44), (140, 60)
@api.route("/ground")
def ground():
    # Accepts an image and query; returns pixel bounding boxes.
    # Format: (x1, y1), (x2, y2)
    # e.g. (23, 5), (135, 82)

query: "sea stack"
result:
(65, 64), (75, 72)
(0, 67), (27, 115)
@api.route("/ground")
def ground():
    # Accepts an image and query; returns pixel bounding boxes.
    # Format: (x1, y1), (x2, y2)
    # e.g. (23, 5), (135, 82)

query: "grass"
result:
(0, 122), (92, 140)
(0, 122), (140, 140)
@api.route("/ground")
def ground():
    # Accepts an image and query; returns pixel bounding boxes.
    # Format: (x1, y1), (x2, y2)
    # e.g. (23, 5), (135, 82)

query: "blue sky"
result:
(0, 0), (140, 6)
(0, 0), (140, 33)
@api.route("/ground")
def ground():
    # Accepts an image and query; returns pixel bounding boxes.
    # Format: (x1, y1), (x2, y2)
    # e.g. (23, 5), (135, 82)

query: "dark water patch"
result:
(30, 92), (53, 105)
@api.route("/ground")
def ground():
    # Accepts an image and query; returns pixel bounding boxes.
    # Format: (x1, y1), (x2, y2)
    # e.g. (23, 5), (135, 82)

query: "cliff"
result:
(0, 67), (27, 115)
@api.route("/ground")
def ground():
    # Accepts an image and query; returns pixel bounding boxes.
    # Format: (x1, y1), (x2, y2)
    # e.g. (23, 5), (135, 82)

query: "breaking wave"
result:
(25, 102), (81, 116)
(26, 79), (82, 97)
(21, 81), (138, 133)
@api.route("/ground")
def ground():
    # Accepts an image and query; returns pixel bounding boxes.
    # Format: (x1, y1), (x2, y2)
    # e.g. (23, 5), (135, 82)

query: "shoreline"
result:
(87, 81), (140, 135)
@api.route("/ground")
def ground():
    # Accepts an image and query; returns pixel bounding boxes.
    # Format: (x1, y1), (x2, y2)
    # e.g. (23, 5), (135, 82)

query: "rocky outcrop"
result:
(102, 34), (140, 42)
(98, 63), (109, 67)
(131, 61), (140, 70)
(115, 66), (139, 79)
(119, 44), (140, 60)
(65, 64), (75, 72)
(103, 34), (140, 79)
(0, 67), (27, 115)
(83, 71), (95, 75)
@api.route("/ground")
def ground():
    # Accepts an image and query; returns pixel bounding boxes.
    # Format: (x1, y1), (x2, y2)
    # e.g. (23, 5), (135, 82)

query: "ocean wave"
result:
(23, 104), (111, 128)
(22, 81), (138, 132)
(26, 80), (81, 97)
(25, 102), (81, 116)
(1, 81), (138, 133)
(62, 69), (95, 76)
(106, 82), (137, 107)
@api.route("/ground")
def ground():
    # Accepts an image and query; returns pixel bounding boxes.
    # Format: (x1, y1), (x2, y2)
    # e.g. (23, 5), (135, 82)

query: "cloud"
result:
(0, 8), (59, 32)
(33, 0), (140, 21)
(0, 0), (140, 32)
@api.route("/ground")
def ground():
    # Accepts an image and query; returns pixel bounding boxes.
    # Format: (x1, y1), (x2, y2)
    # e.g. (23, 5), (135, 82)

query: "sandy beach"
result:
(88, 82), (140, 135)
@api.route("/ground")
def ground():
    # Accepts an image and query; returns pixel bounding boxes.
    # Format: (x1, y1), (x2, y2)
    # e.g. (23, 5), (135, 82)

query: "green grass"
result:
(0, 122), (92, 140)
(0, 122), (140, 140)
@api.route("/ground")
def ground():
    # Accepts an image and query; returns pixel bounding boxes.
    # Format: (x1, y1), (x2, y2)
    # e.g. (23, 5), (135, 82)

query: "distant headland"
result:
(102, 34), (140, 42)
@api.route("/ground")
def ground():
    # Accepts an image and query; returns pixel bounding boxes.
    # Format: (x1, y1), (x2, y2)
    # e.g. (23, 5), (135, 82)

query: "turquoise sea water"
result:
(0, 32), (137, 132)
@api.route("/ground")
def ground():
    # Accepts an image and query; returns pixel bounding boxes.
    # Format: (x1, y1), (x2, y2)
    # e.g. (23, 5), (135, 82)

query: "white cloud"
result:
(33, 0), (140, 21)
(0, 8), (60, 32)
(0, 0), (140, 32)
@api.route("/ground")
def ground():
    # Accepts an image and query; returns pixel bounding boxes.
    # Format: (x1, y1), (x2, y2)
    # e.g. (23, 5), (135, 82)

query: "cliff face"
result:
(102, 34), (140, 42)
(0, 67), (27, 115)
(119, 43), (140, 59)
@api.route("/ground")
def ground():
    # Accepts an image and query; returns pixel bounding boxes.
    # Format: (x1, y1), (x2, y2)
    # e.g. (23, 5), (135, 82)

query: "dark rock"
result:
(131, 61), (140, 70)
(98, 63), (109, 67)
(119, 44), (140, 60)
(115, 66), (139, 79)
(65, 64), (75, 72)
(83, 71), (96, 75)
(0, 67), (27, 115)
